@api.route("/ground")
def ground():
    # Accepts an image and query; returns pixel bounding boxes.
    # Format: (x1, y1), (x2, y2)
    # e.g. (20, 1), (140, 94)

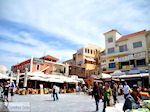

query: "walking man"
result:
(10, 81), (16, 102)
(92, 82), (101, 111)
(123, 82), (131, 99)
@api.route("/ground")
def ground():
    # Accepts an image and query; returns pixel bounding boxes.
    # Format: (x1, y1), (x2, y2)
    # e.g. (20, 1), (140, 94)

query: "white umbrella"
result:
(101, 73), (111, 79)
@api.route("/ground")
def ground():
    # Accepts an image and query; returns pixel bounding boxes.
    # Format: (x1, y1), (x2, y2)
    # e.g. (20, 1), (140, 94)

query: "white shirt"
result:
(123, 85), (130, 94)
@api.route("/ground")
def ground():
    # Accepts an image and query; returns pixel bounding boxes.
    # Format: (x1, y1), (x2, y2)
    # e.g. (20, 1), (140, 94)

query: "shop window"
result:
(108, 47), (115, 54)
(133, 41), (142, 48)
(108, 37), (113, 43)
(36, 65), (40, 70)
(136, 59), (146, 66)
(109, 63), (116, 68)
(119, 44), (128, 52)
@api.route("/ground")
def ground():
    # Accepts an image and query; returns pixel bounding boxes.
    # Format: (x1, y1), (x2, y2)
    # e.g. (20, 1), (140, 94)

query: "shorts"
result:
(4, 92), (8, 96)
(10, 92), (14, 96)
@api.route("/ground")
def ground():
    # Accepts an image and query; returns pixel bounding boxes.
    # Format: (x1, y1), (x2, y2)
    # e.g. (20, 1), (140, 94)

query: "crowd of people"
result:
(0, 81), (16, 102)
(0, 80), (149, 112)
(91, 81), (149, 112)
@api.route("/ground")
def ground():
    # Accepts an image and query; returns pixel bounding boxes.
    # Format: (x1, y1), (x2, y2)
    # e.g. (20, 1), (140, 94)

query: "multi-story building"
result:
(63, 45), (104, 78)
(11, 55), (69, 76)
(102, 29), (150, 74)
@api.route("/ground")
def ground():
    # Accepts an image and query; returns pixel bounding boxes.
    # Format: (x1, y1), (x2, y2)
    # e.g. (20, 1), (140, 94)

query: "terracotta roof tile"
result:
(117, 30), (146, 41)
(41, 55), (59, 61)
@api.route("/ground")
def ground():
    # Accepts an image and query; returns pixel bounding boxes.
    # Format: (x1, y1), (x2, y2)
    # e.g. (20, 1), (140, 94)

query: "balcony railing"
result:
(105, 50), (129, 57)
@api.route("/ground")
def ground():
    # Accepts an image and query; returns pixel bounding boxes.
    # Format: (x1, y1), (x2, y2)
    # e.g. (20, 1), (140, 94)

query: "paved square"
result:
(0, 93), (125, 112)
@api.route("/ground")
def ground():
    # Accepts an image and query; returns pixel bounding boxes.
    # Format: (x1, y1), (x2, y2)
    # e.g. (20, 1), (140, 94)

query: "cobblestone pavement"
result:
(0, 93), (125, 112)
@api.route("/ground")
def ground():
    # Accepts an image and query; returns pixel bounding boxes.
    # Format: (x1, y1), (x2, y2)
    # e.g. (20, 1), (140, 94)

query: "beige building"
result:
(63, 45), (104, 77)
(102, 29), (150, 73)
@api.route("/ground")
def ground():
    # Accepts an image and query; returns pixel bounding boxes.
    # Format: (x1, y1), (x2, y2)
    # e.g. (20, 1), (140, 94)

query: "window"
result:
(88, 49), (89, 53)
(85, 49), (87, 53)
(136, 59), (146, 66)
(36, 65), (40, 70)
(119, 45), (128, 52)
(133, 41), (142, 48)
(91, 50), (92, 54)
(108, 47), (115, 54)
(108, 37), (113, 43)
(109, 63), (116, 68)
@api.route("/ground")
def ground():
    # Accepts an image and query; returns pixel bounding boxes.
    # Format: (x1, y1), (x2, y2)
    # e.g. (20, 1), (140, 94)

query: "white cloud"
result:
(1, 0), (150, 48)
(0, 0), (150, 68)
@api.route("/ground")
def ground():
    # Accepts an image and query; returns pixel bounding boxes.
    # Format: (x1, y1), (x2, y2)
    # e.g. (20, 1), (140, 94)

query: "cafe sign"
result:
(114, 52), (145, 62)
(33, 58), (44, 64)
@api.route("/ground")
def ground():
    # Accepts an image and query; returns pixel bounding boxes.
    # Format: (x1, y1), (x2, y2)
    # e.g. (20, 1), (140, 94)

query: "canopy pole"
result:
(23, 68), (28, 88)
(16, 70), (20, 87)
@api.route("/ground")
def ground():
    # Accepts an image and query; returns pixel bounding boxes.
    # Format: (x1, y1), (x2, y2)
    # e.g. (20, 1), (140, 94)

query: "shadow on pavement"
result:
(44, 100), (54, 102)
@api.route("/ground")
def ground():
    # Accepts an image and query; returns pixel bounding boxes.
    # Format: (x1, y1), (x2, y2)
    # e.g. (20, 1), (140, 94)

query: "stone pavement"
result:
(0, 93), (125, 112)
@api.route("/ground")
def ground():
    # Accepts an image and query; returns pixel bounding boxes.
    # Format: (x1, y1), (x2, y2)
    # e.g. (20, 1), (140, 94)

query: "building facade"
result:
(11, 55), (69, 76)
(63, 45), (103, 78)
(102, 29), (150, 74)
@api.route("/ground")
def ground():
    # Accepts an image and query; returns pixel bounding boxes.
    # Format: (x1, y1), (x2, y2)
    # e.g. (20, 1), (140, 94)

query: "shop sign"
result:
(33, 58), (44, 64)
(128, 67), (140, 74)
(114, 52), (145, 62)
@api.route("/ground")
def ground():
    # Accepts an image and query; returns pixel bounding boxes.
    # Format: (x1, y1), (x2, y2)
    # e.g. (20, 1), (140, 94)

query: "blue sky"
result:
(0, 0), (150, 69)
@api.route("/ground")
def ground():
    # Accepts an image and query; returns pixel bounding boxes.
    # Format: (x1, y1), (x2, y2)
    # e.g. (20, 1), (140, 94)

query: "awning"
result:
(85, 58), (96, 62)
(0, 73), (16, 80)
(119, 73), (149, 78)
(111, 70), (125, 76)
(101, 73), (111, 79)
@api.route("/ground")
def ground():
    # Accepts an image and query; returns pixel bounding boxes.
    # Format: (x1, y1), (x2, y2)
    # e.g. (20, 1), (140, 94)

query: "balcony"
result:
(105, 50), (129, 57)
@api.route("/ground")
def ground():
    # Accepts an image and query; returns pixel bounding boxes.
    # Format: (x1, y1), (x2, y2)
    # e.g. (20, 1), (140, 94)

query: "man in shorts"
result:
(10, 81), (16, 102)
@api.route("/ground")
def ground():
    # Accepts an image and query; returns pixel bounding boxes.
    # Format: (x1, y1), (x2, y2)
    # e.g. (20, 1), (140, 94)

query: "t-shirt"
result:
(10, 84), (16, 93)
(123, 85), (130, 94)
(4, 85), (10, 93)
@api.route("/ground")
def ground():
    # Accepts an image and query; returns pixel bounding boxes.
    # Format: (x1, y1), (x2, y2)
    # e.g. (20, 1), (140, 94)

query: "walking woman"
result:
(102, 83), (112, 112)
(92, 82), (101, 111)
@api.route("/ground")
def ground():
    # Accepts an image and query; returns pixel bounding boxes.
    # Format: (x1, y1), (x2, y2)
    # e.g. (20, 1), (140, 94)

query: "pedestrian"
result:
(102, 83), (112, 112)
(83, 85), (87, 94)
(52, 85), (57, 101)
(92, 82), (101, 111)
(119, 83), (123, 95)
(123, 90), (141, 112)
(76, 85), (80, 94)
(112, 83), (119, 105)
(0, 83), (3, 98)
(123, 82), (131, 99)
(55, 86), (60, 100)
(3, 81), (10, 102)
(10, 81), (16, 102)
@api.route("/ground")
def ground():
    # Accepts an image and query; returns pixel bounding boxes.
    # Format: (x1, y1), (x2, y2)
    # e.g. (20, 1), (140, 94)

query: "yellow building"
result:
(64, 45), (104, 77)
(102, 29), (150, 73)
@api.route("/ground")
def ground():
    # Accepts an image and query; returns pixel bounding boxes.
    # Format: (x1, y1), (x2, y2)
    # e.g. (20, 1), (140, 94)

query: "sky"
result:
(0, 0), (150, 69)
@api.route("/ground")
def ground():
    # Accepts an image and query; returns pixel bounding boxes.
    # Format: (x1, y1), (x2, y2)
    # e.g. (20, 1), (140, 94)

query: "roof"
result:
(117, 30), (146, 41)
(41, 55), (59, 61)
(104, 29), (121, 35)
